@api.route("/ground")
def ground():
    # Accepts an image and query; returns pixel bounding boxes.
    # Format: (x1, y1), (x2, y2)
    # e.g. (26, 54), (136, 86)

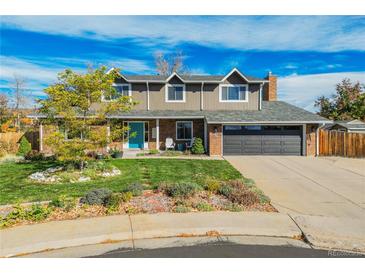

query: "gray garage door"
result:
(223, 125), (302, 155)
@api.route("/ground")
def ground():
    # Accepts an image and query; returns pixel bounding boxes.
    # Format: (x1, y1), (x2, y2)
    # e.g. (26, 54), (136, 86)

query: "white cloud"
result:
(0, 55), (154, 107)
(278, 71), (365, 112)
(2, 16), (365, 52)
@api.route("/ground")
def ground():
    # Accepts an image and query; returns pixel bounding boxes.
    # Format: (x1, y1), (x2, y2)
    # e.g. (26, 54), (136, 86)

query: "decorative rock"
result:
(78, 176), (91, 182)
(101, 168), (121, 177)
(45, 166), (63, 173)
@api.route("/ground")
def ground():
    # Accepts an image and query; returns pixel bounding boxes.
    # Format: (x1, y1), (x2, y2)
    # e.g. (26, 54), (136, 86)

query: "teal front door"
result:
(128, 122), (144, 149)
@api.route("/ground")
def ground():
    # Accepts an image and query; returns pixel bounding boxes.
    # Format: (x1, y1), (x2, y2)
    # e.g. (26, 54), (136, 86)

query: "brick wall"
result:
(263, 73), (277, 101)
(208, 124), (222, 156)
(158, 119), (204, 150)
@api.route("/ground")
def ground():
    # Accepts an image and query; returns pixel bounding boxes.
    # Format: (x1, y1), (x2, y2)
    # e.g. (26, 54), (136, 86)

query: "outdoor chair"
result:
(165, 138), (175, 150)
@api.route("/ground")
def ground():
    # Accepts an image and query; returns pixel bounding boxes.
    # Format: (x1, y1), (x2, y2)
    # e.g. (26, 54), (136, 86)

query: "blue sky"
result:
(1, 16), (365, 111)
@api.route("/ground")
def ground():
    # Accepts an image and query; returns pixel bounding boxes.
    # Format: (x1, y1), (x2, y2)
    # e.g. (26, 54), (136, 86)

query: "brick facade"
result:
(263, 73), (277, 101)
(208, 124), (222, 156)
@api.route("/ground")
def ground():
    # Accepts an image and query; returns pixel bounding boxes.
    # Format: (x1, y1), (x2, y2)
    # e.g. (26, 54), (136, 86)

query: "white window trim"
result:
(219, 84), (248, 103)
(176, 121), (193, 141)
(165, 84), (186, 103)
(102, 83), (131, 102)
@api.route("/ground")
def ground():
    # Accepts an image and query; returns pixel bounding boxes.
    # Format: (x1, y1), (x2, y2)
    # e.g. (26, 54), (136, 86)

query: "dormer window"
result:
(166, 84), (185, 102)
(219, 84), (248, 102)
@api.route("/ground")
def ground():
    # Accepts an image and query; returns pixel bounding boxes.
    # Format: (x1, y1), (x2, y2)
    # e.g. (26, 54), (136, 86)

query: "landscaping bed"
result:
(0, 178), (275, 229)
(0, 158), (275, 229)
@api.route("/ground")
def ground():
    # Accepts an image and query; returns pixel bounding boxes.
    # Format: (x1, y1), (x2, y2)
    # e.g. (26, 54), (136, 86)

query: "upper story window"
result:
(219, 84), (248, 102)
(103, 84), (131, 101)
(166, 84), (186, 102)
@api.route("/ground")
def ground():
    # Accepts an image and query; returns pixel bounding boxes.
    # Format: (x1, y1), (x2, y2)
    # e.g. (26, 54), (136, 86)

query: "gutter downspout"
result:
(147, 81), (150, 111)
(316, 123), (326, 156)
(200, 82), (204, 111)
(259, 83), (263, 110)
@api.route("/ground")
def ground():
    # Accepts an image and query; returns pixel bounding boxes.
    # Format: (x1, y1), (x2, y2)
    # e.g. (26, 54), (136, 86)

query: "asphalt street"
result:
(90, 241), (364, 258)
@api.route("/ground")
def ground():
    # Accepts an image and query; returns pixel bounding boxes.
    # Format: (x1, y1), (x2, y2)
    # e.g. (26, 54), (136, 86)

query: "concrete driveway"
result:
(225, 156), (365, 219)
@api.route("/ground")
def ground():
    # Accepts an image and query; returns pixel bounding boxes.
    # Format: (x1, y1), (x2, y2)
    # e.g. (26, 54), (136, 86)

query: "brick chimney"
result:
(263, 72), (277, 101)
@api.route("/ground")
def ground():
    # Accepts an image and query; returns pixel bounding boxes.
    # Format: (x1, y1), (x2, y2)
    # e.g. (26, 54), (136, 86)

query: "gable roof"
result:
(108, 67), (267, 83)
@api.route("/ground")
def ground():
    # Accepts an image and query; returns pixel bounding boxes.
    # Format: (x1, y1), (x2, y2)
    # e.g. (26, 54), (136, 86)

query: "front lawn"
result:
(0, 159), (242, 205)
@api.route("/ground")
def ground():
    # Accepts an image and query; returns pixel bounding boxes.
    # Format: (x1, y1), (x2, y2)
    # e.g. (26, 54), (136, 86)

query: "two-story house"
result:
(33, 68), (328, 156)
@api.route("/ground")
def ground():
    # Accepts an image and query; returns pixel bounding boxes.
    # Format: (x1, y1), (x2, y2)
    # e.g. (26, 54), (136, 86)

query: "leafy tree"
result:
(0, 94), (9, 125)
(191, 137), (205, 154)
(314, 79), (365, 121)
(39, 66), (135, 168)
(17, 136), (32, 156)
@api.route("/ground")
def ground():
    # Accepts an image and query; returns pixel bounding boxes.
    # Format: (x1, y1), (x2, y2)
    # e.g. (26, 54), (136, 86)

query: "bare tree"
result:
(154, 51), (188, 76)
(12, 74), (27, 110)
(12, 74), (28, 127)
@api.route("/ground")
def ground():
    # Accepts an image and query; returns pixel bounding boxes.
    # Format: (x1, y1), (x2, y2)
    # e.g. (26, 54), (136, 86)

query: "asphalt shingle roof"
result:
(334, 121), (365, 129)
(106, 101), (328, 123)
(122, 74), (265, 82)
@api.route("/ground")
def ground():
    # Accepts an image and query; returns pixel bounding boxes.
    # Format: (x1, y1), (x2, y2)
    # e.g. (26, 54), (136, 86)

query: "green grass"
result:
(0, 159), (242, 205)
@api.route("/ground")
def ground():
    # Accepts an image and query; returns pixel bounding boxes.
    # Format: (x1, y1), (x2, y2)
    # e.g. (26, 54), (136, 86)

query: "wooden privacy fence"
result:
(319, 129), (365, 158)
(0, 129), (39, 153)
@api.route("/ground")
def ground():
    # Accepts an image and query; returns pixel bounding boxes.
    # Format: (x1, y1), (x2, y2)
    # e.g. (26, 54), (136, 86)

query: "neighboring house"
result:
(325, 119), (365, 134)
(30, 68), (329, 156)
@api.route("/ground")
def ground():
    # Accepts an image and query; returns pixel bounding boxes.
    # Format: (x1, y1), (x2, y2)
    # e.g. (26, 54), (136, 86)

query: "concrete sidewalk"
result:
(292, 214), (365, 253)
(0, 212), (300, 257)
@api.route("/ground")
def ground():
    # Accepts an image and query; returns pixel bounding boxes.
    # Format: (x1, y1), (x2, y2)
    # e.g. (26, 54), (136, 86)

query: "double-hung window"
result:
(104, 84), (131, 101)
(176, 121), (193, 140)
(166, 84), (185, 102)
(220, 84), (248, 102)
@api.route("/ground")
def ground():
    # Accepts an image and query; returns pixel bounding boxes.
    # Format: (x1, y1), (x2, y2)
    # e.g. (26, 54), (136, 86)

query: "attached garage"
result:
(223, 125), (303, 155)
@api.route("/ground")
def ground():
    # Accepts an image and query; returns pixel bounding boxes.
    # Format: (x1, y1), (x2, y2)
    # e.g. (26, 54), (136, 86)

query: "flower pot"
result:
(112, 151), (123, 158)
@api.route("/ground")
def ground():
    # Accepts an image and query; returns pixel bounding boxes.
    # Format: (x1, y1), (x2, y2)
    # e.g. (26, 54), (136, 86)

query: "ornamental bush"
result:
(123, 182), (144, 196)
(191, 137), (205, 154)
(219, 180), (259, 206)
(159, 182), (202, 198)
(80, 188), (113, 206)
(17, 136), (31, 156)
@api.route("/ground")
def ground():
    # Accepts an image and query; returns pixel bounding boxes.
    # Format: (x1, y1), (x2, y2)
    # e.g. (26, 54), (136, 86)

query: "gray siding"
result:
(127, 72), (260, 111)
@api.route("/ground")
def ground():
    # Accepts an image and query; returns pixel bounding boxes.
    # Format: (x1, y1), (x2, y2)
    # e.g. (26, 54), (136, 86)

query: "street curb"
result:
(0, 212), (301, 257)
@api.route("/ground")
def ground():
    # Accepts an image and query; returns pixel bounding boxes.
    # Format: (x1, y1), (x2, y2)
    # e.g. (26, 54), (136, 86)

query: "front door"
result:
(128, 122), (144, 149)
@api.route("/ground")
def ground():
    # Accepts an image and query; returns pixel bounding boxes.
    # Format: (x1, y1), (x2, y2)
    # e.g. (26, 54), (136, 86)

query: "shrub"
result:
(219, 180), (259, 206)
(87, 161), (113, 172)
(25, 150), (45, 161)
(121, 191), (133, 202)
(191, 137), (205, 154)
(218, 184), (234, 197)
(174, 205), (190, 213)
(149, 149), (159, 155)
(105, 193), (124, 213)
(80, 188), (113, 206)
(124, 182), (143, 196)
(26, 204), (52, 221)
(195, 202), (214, 212)
(1, 204), (53, 227)
(49, 195), (76, 211)
(17, 136), (31, 156)
(159, 182), (202, 198)
(203, 179), (221, 193)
